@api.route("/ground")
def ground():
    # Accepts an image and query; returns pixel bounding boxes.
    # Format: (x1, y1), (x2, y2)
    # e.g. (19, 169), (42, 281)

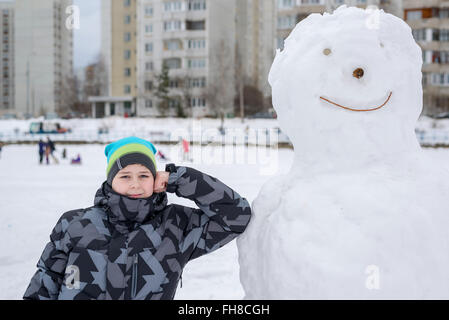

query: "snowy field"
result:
(0, 143), (448, 300)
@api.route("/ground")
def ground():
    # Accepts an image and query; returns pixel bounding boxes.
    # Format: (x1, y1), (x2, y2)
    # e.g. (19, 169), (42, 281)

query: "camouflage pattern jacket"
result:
(23, 165), (252, 300)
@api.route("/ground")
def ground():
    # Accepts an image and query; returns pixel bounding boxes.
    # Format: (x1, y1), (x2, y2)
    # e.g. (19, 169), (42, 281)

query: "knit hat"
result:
(105, 136), (157, 186)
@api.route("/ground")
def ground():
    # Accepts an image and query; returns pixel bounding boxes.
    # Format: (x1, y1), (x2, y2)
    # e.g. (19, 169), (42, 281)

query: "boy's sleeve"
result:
(166, 165), (252, 261)
(23, 217), (70, 300)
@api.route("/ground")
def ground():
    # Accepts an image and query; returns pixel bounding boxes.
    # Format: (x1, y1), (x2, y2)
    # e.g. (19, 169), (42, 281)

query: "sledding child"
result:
(23, 136), (252, 300)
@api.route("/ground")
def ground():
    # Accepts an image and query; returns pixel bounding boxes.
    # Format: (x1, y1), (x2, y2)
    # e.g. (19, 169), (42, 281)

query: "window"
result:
(145, 81), (153, 91)
(164, 1), (183, 12)
(189, 77), (206, 88)
(187, 39), (206, 49)
(145, 24), (153, 33)
(145, 5), (153, 16)
(164, 39), (182, 50)
(124, 32), (131, 42)
(145, 100), (153, 108)
(145, 62), (153, 71)
(164, 20), (183, 31)
(124, 68), (131, 77)
(168, 99), (181, 108)
(187, 0), (206, 10)
(277, 15), (295, 29)
(407, 10), (423, 21)
(164, 58), (181, 69)
(188, 59), (206, 69)
(441, 30), (449, 42)
(186, 20), (205, 31)
(124, 15), (131, 24)
(412, 29), (426, 42)
(124, 85), (131, 93)
(124, 50), (131, 60)
(169, 79), (179, 88)
(145, 43), (153, 52)
(124, 0), (131, 7)
(441, 9), (449, 18)
(433, 29), (440, 41)
(278, 0), (294, 9)
(441, 51), (449, 64)
(191, 97), (206, 107)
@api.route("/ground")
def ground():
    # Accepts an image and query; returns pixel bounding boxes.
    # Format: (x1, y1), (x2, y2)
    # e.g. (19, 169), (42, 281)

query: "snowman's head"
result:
(269, 6), (423, 153)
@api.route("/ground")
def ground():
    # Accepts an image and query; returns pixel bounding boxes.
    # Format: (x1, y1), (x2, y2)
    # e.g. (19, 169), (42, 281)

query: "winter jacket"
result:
(23, 165), (251, 300)
(38, 142), (46, 154)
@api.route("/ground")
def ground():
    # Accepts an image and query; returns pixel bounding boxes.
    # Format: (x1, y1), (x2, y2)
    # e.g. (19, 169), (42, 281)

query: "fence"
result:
(1, 128), (448, 147)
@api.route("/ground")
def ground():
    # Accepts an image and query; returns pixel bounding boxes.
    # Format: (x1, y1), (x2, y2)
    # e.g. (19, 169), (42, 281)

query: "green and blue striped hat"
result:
(105, 136), (157, 185)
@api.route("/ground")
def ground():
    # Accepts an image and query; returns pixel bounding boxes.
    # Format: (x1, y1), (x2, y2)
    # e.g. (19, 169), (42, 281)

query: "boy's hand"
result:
(153, 171), (170, 193)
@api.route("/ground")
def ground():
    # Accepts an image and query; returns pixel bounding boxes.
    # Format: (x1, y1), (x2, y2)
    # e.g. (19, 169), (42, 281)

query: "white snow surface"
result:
(237, 6), (449, 299)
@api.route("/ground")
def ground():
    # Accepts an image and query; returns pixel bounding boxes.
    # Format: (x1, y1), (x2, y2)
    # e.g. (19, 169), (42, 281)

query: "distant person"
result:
(62, 148), (67, 159)
(157, 150), (168, 162)
(47, 137), (59, 164)
(181, 138), (192, 162)
(70, 154), (81, 165)
(38, 139), (46, 164)
(0, 142), (3, 159)
(45, 143), (51, 165)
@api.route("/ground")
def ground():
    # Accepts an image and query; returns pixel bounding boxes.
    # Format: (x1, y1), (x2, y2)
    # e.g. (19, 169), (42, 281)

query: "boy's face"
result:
(111, 164), (154, 198)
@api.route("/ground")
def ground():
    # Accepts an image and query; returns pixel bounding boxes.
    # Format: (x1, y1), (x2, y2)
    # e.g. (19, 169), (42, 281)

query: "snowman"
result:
(237, 6), (449, 299)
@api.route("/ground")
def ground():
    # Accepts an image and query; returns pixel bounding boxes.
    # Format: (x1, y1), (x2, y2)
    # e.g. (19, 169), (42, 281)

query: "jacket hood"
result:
(94, 181), (168, 233)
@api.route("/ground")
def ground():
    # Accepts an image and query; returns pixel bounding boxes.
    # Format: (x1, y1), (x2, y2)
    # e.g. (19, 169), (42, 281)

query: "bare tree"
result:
(58, 74), (77, 116)
(203, 39), (235, 129)
(235, 42), (245, 122)
(180, 74), (193, 118)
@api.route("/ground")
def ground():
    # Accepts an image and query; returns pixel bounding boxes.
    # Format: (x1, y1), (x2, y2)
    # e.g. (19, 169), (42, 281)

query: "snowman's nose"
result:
(353, 68), (364, 79)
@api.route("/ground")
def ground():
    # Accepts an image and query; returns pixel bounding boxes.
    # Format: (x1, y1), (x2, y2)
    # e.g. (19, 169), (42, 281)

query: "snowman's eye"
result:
(323, 48), (332, 56)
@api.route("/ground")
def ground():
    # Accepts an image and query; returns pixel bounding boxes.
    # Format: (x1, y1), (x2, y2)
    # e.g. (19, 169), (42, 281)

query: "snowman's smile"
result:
(320, 92), (393, 112)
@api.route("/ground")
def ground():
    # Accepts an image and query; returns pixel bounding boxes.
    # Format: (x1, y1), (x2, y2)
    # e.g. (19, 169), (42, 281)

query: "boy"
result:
(23, 136), (251, 300)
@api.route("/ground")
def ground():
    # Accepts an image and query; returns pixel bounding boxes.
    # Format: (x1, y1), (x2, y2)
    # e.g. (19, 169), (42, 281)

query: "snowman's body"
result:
(237, 6), (449, 299)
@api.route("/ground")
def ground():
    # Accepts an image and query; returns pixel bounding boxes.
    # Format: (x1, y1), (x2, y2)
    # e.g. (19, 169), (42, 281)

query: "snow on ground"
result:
(0, 143), (447, 300)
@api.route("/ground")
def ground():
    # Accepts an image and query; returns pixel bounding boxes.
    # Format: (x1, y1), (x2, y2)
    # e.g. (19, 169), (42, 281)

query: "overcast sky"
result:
(73, 0), (101, 70)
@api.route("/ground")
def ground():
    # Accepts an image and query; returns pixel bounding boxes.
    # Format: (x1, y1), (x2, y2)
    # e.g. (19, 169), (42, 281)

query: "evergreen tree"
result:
(155, 63), (171, 117)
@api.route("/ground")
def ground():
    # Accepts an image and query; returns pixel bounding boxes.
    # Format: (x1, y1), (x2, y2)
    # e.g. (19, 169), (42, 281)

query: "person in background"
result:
(38, 139), (46, 164)
(181, 138), (192, 162)
(70, 154), (81, 165)
(47, 137), (59, 165)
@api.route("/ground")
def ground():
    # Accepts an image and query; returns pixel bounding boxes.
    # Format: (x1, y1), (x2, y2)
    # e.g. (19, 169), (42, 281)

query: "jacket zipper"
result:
(180, 269), (183, 288)
(131, 253), (138, 299)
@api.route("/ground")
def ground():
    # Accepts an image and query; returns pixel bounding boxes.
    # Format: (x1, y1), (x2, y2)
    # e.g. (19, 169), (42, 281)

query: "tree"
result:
(155, 63), (171, 117)
(233, 85), (266, 116)
(181, 75), (193, 118)
(204, 39), (235, 127)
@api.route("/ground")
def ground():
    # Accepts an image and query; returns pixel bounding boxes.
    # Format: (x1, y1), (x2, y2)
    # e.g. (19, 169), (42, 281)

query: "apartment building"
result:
(14, 0), (73, 117)
(135, 0), (236, 118)
(277, 0), (402, 51)
(404, 0), (449, 115)
(0, 1), (14, 116)
(96, 0), (236, 118)
(236, 0), (277, 101)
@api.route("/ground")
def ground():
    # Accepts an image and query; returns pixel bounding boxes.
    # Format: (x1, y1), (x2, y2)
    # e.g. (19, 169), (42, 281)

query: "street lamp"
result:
(26, 51), (36, 117)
